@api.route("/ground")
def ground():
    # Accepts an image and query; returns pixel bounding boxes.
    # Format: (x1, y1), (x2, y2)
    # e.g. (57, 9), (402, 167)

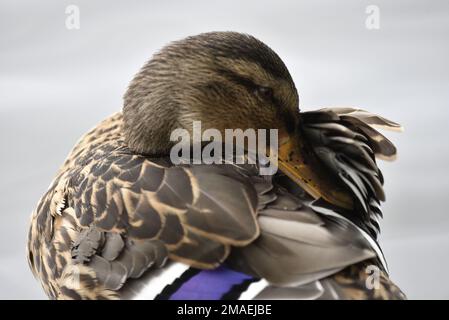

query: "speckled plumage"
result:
(27, 32), (405, 300)
(27, 110), (404, 299)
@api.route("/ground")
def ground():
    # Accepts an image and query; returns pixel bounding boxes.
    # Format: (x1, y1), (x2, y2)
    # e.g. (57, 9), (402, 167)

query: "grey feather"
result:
(229, 204), (376, 286)
(72, 227), (104, 263)
(267, 188), (303, 211)
(325, 107), (403, 131)
(101, 233), (125, 261)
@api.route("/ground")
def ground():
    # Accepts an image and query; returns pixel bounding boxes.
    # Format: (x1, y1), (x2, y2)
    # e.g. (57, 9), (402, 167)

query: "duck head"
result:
(123, 31), (353, 209)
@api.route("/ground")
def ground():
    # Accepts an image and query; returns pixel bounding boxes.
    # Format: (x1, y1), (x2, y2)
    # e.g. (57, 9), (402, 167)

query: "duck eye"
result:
(256, 86), (273, 100)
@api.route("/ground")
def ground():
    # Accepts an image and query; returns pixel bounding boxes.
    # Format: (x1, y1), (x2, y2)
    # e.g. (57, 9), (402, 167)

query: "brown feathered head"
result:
(123, 31), (299, 155)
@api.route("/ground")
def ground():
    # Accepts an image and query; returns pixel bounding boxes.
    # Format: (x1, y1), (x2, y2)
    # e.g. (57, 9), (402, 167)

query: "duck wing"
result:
(28, 114), (259, 299)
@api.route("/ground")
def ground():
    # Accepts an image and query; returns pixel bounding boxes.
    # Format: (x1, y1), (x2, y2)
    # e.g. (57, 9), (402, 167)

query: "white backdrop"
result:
(1, 0), (448, 299)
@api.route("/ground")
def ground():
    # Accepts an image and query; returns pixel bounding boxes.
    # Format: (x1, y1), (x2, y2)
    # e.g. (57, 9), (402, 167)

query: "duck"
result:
(27, 31), (406, 300)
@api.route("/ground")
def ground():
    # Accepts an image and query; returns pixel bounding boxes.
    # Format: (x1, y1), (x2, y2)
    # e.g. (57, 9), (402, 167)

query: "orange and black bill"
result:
(277, 132), (354, 210)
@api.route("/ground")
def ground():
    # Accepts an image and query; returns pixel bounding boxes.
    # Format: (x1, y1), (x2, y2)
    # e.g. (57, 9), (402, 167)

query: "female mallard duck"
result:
(27, 32), (405, 300)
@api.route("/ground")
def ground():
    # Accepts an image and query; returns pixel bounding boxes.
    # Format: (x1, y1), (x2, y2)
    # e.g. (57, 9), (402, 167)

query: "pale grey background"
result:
(1, 0), (448, 299)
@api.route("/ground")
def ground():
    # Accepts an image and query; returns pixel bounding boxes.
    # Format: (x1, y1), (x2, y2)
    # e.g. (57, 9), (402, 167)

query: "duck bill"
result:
(277, 133), (354, 210)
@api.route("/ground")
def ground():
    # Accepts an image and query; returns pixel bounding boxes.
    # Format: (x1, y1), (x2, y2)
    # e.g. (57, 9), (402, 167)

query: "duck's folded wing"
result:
(226, 184), (404, 299)
(57, 152), (260, 298)
(227, 188), (377, 287)
(57, 153), (378, 299)
(64, 170), (390, 299)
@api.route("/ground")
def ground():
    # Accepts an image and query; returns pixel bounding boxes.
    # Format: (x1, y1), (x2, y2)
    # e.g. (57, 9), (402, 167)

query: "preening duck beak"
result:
(277, 132), (354, 210)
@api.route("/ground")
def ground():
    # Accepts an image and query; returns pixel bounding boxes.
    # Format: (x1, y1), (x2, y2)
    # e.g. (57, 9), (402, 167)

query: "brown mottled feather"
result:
(27, 113), (259, 299)
(320, 261), (406, 300)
